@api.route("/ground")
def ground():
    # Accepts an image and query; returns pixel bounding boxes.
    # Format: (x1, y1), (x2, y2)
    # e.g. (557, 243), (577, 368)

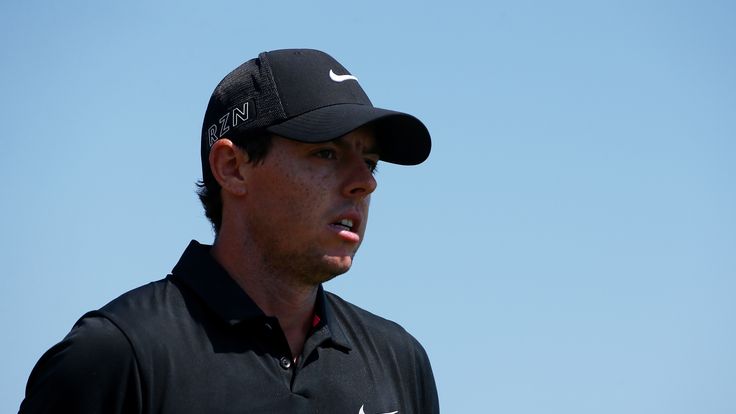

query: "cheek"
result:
(273, 166), (332, 216)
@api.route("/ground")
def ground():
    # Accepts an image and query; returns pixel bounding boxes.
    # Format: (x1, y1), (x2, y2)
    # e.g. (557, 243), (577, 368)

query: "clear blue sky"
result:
(2, 1), (735, 413)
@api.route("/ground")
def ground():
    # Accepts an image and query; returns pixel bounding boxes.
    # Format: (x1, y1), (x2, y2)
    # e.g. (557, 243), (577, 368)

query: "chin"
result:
(316, 255), (354, 281)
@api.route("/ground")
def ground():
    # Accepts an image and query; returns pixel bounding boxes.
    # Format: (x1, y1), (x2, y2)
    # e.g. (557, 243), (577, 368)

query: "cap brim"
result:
(266, 103), (431, 165)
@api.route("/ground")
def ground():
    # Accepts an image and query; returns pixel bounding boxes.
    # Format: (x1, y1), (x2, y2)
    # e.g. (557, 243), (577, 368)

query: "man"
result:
(20, 49), (438, 413)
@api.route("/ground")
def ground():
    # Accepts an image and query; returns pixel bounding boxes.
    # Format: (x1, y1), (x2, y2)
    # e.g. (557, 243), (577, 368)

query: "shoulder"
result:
(20, 315), (141, 413)
(325, 291), (430, 360)
(324, 291), (440, 412)
(21, 278), (189, 413)
(95, 277), (189, 336)
(100, 277), (182, 317)
(29, 315), (137, 378)
(325, 291), (406, 332)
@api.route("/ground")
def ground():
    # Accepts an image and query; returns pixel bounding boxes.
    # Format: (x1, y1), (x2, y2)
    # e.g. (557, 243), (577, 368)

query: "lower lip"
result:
(329, 224), (360, 243)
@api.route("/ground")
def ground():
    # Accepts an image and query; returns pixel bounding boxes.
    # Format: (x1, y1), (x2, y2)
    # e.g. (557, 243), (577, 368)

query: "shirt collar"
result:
(170, 240), (350, 349)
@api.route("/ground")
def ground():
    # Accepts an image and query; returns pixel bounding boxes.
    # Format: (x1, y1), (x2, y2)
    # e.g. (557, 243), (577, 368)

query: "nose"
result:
(342, 155), (377, 198)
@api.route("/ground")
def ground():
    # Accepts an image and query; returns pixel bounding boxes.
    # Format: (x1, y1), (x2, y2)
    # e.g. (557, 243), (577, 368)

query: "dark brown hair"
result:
(197, 131), (273, 233)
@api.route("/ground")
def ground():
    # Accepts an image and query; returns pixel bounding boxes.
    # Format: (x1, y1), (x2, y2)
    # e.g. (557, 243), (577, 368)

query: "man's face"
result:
(239, 126), (378, 285)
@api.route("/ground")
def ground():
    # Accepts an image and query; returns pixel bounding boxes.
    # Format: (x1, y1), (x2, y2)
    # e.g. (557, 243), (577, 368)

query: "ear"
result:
(209, 138), (249, 196)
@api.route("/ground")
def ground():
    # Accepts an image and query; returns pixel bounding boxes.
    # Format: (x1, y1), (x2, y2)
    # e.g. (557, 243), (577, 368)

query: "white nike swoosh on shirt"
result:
(359, 404), (398, 414)
(329, 69), (358, 82)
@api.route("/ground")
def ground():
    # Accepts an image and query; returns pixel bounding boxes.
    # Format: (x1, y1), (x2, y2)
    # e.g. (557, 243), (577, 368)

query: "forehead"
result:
(330, 126), (378, 152)
(274, 125), (379, 154)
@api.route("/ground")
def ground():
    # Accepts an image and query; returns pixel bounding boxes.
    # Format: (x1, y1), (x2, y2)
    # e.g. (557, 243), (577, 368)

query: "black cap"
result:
(201, 49), (431, 182)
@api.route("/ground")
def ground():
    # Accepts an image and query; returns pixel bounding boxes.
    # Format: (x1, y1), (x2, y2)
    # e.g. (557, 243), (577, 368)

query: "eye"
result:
(314, 149), (337, 160)
(365, 159), (379, 174)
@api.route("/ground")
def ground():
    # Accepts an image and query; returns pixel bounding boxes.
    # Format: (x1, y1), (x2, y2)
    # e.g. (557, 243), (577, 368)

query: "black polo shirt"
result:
(20, 241), (439, 413)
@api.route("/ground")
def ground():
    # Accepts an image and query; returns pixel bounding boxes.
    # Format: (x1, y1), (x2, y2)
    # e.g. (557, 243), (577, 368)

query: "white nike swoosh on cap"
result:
(359, 404), (398, 414)
(329, 69), (358, 82)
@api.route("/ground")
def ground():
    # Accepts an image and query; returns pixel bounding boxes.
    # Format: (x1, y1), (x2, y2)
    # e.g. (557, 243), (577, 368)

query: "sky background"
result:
(2, 0), (735, 413)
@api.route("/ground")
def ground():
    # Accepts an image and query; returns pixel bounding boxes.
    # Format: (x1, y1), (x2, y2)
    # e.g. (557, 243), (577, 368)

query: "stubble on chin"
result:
(260, 251), (356, 287)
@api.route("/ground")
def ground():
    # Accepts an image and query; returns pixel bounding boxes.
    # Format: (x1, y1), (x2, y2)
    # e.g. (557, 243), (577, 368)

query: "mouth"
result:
(329, 214), (362, 243)
(333, 218), (354, 232)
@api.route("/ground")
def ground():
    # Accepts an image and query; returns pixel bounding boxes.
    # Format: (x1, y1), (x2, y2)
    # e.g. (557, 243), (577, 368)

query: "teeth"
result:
(339, 219), (353, 228)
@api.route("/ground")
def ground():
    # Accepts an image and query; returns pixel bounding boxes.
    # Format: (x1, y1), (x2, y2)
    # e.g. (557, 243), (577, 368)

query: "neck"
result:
(211, 234), (318, 359)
